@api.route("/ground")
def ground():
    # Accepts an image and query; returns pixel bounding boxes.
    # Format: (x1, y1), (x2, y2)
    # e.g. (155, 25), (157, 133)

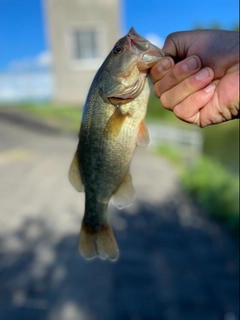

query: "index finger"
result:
(152, 56), (202, 98)
(150, 57), (174, 83)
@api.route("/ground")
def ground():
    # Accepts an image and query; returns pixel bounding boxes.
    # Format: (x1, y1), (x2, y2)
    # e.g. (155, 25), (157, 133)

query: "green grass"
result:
(156, 144), (184, 173)
(157, 145), (239, 235)
(0, 103), (82, 134)
(181, 156), (239, 234)
(0, 94), (187, 134)
(146, 94), (178, 123)
(203, 120), (239, 175)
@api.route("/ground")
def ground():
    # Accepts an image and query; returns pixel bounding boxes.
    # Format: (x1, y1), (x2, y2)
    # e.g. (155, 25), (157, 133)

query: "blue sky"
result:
(0, 0), (238, 101)
(122, 0), (239, 37)
(0, 0), (239, 72)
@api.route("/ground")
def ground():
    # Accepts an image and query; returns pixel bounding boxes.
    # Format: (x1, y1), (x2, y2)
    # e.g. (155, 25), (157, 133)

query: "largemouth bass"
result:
(69, 28), (165, 261)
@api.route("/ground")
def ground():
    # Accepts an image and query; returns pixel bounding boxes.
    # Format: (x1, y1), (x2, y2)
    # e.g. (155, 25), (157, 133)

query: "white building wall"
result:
(44, 0), (121, 105)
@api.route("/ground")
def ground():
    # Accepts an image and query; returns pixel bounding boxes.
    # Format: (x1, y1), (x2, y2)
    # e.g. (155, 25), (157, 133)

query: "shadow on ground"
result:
(0, 198), (239, 320)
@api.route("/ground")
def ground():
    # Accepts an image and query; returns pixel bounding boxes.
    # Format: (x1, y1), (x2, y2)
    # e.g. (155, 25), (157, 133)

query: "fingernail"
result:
(183, 57), (199, 72)
(195, 68), (211, 80)
(204, 83), (216, 93)
(158, 58), (172, 72)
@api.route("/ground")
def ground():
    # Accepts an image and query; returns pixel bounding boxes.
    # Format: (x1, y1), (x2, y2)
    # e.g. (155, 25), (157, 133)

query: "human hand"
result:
(150, 30), (239, 127)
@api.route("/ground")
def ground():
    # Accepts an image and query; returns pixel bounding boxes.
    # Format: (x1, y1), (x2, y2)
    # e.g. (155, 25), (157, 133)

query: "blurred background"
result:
(0, 0), (239, 319)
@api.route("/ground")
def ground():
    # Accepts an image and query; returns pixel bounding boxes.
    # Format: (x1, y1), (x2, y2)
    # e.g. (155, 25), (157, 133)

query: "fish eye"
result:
(113, 45), (122, 54)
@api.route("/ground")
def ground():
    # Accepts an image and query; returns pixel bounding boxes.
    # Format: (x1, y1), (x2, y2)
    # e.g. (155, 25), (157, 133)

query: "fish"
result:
(69, 27), (166, 261)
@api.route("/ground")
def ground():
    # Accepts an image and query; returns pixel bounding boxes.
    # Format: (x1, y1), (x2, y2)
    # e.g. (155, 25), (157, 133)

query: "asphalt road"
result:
(0, 112), (239, 320)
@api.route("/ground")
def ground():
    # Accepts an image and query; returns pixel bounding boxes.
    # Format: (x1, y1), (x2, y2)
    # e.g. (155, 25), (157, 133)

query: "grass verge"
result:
(157, 144), (239, 235)
(0, 103), (81, 134)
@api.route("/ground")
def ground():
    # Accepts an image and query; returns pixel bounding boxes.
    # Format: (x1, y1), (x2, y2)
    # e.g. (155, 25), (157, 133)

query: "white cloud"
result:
(145, 33), (165, 48)
(0, 72), (53, 102)
(35, 51), (52, 68)
(8, 51), (52, 72)
(0, 51), (53, 102)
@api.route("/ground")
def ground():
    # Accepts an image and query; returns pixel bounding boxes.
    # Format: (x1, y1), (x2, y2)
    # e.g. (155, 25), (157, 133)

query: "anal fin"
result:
(68, 151), (84, 192)
(112, 172), (135, 209)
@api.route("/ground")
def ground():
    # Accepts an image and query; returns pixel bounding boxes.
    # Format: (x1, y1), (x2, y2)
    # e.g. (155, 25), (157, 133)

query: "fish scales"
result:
(69, 27), (166, 260)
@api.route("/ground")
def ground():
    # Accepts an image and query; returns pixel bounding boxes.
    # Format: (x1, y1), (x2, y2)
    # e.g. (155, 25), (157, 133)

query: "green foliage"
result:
(193, 22), (239, 31)
(233, 24), (240, 31)
(194, 22), (222, 30)
(156, 144), (185, 174)
(203, 120), (239, 175)
(157, 142), (239, 235)
(146, 94), (179, 123)
(157, 144), (182, 164)
(181, 156), (239, 234)
(146, 81), (176, 122)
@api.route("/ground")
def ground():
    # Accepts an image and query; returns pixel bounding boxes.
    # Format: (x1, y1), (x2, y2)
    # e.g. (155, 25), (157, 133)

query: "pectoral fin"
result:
(137, 120), (150, 147)
(104, 108), (127, 138)
(68, 151), (84, 192)
(112, 172), (135, 209)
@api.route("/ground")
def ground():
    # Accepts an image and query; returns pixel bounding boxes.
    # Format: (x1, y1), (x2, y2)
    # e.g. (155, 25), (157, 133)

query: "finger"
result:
(172, 83), (216, 125)
(150, 57), (174, 83)
(153, 56), (202, 97)
(162, 34), (178, 57)
(199, 77), (239, 127)
(162, 31), (198, 59)
(161, 67), (214, 110)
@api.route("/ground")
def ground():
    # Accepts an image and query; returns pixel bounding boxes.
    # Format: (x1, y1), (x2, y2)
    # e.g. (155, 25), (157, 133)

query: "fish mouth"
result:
(127, 27), (165, 67)
(128, 27), (151, 52)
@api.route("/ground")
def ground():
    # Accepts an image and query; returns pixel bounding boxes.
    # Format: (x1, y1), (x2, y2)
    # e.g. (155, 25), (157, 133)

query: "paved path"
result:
(0, 112), (239, 320)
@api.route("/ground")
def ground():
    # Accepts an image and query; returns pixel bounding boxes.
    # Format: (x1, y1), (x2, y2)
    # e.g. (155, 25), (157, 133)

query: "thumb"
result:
(162, 31), (195, 60)
(162, 35), (178, 57)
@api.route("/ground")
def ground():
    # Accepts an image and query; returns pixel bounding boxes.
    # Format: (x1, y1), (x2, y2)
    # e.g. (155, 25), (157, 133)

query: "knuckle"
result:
(165, 34), (173, 42)
(168, 69), (179, 82)
(173, 104), (185, 119)
(181, 79), (192, 92)
(174, 90), (209, 120)
(189, 92), (202, 106)
(160, 92), (171, 109)
(180, 75), (198, 93)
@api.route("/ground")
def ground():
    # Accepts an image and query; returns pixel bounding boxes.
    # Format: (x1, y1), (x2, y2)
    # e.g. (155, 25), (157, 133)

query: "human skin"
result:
(150, 30), (239, 127)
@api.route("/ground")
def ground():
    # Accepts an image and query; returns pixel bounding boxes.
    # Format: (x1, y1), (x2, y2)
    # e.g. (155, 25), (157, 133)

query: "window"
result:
(68, 24), (106, 70)
(72, 29), (100, 61)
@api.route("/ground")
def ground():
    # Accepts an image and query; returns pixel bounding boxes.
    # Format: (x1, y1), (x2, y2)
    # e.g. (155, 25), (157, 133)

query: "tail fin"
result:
(79, 221), (119, 261)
